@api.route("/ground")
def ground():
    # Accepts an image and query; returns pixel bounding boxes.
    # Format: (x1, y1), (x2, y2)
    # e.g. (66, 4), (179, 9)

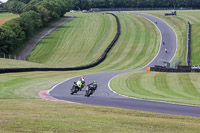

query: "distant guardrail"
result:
(90, 7), (193, 12)
(150, 65), (192, 72)
(150, 65), (200, 73)
(0, 13), (121, 74)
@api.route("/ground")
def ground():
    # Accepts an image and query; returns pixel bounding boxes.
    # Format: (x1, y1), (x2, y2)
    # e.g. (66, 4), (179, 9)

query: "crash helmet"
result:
(93, 80), (97, 87)
(80, 77), (85, 81)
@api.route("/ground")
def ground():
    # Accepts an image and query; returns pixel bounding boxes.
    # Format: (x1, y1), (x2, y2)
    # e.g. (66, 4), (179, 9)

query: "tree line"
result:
(0, 0), (73, 54)
(73, 0), (200, 10)
(0, 2), (6, 12)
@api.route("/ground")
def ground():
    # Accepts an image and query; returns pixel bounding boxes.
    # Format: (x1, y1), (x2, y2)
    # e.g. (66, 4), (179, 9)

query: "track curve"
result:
(48, 13), (200, 117)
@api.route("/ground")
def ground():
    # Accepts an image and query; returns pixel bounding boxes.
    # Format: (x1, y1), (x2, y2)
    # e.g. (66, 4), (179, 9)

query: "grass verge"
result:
(110, 71), (200, 106)
(0, 100), (199, 132)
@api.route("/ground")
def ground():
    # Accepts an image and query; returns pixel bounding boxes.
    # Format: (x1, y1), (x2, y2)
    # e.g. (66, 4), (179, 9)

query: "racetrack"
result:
(48, 13), (200, 117)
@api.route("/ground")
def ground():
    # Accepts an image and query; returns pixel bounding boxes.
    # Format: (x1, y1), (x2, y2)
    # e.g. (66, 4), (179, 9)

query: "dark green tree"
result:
(1, 19), (25, 53)
(19, 10), (42, 38)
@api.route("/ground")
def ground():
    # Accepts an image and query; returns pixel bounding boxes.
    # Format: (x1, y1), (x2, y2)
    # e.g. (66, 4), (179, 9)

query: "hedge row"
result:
(0, 13), (121, 74)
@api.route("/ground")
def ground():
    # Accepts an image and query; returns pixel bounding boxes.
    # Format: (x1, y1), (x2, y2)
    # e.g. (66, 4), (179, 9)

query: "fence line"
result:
(0, 54), (21, 60)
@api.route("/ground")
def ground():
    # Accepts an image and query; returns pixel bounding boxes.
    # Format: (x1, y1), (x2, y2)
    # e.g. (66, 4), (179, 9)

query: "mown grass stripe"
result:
(27, 13), (117, 67)
(154, 73), (189, 99)
(178, 74), (200, 99)
(114, 15), (146, 70)
(111, 71), (200, 105)
(138, 72), (169, 99)
(191, 24), (200, 65)
(98, 14), (142, 70)
(116, 14), (159, 70)
(95, 13), (160, 71)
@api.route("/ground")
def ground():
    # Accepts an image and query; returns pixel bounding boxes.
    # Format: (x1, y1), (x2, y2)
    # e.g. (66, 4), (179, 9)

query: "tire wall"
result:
(186, 21), (191, 66)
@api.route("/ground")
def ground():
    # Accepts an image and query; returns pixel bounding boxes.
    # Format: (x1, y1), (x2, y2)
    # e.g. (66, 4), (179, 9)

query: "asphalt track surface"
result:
(49, 13), (200, 117)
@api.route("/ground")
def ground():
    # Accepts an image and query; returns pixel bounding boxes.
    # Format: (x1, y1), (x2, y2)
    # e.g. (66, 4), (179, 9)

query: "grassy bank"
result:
(91, 13), (160, 71)
(0, 100), (199, 132)
(0, 58), (47, 68)
(110, 71), (200, 106)
(27, 13), (117, 67)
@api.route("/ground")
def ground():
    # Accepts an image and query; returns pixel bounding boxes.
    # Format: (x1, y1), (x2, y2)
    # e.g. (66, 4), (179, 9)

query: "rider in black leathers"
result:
(85, 81), (97, 96)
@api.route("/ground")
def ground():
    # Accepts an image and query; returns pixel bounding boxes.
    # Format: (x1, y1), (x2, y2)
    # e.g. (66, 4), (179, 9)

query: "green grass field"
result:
(0, 13), (18, 26)
(27, 13), (117, 67)
(0, 11), (200, 132)
(1, 99), (200, 132)
(0, 58), (47, 68)
(0, 13), (18, 18)
(91, 13), (160, 71)
(110, 71), (200, 106)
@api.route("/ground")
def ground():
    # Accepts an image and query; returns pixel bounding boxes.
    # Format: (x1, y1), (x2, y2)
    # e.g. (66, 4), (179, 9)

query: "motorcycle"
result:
(80, 82), (85, 91)
(70, 81), (85, 95)
(85, 85), (96, 97)
(71, 82), (80, 95)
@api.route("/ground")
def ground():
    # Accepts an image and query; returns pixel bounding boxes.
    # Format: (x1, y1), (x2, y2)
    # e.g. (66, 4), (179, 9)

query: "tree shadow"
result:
(57, 25), (72, 29)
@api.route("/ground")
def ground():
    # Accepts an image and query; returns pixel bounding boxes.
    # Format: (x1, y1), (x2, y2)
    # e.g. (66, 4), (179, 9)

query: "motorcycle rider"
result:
(165, 48), (168, 53)
(85, 80), (97, 96)
(76, 79), (82, 91)
(80, 77), (85, 88)
(75, 77), (85, 91)
(88, 80), (97, 90)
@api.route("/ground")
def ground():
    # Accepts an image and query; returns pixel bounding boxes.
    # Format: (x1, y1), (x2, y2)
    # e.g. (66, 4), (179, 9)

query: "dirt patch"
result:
(0, 120), (10, 124)
(0, 18), (12, 26)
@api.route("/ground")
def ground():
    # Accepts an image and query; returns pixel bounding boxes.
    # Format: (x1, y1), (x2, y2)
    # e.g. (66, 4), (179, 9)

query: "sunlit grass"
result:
(0, 11), (200, 132)
(91, 13), (160, 71)
(111, 71), (200, 106)
(27, 13), (117, 67)
(0, 58), (47, 68)
(0, 100), (199, 132)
